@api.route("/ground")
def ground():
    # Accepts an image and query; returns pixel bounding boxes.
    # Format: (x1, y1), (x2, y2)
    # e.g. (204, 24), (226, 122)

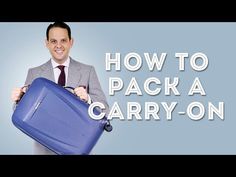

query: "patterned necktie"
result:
(57, 65), (65, 86)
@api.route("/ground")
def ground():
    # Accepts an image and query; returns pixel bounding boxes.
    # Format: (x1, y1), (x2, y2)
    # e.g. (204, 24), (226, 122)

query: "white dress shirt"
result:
(51, 57), (70, 86)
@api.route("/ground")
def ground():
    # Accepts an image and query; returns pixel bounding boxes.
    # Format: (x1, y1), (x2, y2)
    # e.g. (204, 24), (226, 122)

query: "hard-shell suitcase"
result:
(12, 77), (112, 155)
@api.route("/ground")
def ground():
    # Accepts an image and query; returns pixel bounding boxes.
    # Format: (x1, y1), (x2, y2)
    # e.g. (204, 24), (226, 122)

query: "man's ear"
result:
(45, 39), (49, 48)
(70, 38), (74, 47)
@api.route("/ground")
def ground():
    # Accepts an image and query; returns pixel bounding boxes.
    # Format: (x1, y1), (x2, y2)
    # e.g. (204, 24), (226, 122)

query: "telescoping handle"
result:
(64, 86), (113, 132)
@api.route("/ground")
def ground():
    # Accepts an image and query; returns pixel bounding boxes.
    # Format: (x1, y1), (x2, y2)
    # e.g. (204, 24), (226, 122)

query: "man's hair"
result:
(46, 22), (71, 40)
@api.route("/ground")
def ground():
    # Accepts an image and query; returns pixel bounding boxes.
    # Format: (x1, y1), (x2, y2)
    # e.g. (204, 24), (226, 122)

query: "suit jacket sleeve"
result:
(88, 66), (109, 116)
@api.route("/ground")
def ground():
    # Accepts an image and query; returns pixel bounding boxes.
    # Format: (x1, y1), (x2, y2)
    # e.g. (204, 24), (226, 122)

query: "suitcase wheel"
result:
(104, 123), (113, 132)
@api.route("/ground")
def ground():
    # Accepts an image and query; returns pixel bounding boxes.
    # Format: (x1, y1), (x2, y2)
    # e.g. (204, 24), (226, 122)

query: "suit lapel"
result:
(67, 58), (82, 87)
(40, 60), (55, 82)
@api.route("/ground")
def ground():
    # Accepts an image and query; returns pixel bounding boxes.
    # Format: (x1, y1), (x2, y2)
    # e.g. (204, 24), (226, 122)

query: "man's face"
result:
(46, 27), (73, 64)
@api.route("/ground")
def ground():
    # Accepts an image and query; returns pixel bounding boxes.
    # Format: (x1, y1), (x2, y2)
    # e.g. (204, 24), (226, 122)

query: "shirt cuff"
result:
(87, 94), (92, 104)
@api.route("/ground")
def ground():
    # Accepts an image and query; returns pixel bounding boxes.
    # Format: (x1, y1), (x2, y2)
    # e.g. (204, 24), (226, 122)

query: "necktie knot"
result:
(57, 65), (65, 86)
(57, 65), (65, 71)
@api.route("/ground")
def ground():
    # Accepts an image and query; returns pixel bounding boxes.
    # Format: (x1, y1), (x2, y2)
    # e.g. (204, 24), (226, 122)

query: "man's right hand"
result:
(11, 86), (27, 103)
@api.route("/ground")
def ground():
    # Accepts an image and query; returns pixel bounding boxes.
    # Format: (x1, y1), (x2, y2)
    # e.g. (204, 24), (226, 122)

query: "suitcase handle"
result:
(15, 85), (30, 104)
(64, 86), (75, 93)
(64, 85), (86, 94)
(64, 86), (113, 132)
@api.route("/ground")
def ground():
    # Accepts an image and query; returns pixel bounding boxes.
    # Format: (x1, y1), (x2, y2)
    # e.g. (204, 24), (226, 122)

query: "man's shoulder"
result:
(71, 58), (94, 70)
(28, 60), (51, 72)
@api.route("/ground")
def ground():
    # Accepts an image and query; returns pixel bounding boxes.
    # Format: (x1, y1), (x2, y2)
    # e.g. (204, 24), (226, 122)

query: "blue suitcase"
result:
(12, 77), (112, 155)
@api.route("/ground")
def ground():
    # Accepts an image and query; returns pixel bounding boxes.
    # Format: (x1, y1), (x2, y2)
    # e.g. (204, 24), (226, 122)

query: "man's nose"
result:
(56, 42), (63, 48)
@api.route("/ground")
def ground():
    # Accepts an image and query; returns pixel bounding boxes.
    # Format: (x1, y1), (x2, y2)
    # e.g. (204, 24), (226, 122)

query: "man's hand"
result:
(11, 86), (27, 103)
(74, 86), (88, 102)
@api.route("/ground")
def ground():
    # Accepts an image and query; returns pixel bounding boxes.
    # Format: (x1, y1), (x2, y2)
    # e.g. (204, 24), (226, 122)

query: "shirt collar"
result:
(51, 57), (70, 69)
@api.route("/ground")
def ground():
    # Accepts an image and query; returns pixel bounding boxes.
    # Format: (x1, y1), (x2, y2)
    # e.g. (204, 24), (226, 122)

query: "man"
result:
(11, 22), (109, 154)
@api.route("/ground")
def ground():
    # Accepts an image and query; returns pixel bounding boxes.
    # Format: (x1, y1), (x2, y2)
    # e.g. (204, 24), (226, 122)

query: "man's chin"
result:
(53, 57), (67, 63)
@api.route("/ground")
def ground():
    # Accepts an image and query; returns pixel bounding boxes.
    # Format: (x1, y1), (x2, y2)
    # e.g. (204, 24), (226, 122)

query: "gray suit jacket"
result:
(24, 58), (109, 154)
